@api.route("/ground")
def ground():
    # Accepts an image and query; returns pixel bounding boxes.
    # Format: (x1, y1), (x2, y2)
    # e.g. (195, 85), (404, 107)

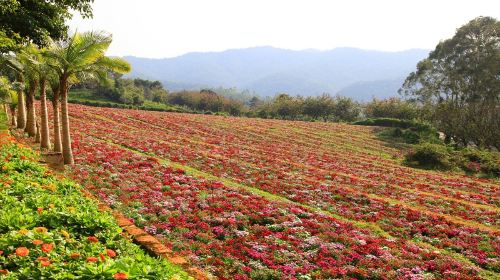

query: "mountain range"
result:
(123, 47), (429, 101)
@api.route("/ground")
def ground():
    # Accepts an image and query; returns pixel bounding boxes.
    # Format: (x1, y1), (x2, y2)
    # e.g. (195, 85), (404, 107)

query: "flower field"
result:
(44, 104), (499, 278)
(0, 130), (191, 279)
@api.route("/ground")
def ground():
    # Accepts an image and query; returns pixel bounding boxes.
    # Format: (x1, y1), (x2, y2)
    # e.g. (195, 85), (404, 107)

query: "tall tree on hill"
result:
(47, 31), (131, 164)
(400, 16), (500, 149)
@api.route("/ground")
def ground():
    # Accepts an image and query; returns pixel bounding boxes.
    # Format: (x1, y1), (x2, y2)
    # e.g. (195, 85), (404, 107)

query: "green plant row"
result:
(0, 141), (192, 279)
(353, 117), (435, 132)
(404, 143), (500, 178)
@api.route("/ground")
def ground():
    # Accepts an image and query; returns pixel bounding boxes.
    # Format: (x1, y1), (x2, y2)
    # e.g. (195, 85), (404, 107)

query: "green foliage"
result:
(404, 143), (454, 170)
(404, 143), (500, 177)
(167, 90), (245, 116)
(0, 107), (7, 131)
(0, 141), (191, 279)
(400, 16), (500, 149)
(0, 0), (94, 47)
(252, 93), (361, 122)
(458, 148), (500, 177)
(353, 118), (435, 132)
(364, 97), (419, 120)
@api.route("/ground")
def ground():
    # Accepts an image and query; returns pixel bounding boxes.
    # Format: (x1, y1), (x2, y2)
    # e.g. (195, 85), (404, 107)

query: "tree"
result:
(0, 51), (26, 129)
(0, 76), (15, 123)
(0, 0), (94, 47)
(302, 94), (335, 120)
(331, 96), (361, 122)
(25, 46), (55, 149)
(364, 97), (418, 120)
(400, 16), (499, 149)
(47, 31), (131, 164)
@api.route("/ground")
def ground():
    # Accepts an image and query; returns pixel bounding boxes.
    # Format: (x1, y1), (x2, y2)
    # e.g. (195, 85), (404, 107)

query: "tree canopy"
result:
(400, 16), (499, 149)
(0, 0), (94, 47)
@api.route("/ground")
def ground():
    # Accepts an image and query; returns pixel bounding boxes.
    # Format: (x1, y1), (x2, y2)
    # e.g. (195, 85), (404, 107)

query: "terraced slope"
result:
(45, 104), (499, 279)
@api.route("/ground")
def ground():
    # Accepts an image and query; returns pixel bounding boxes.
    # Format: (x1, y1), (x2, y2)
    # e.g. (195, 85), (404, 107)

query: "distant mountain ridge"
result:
(123, 47), (429, 101)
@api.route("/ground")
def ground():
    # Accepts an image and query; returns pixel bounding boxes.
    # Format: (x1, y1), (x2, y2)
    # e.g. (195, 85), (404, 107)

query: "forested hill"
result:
(124, 47), (429, 100)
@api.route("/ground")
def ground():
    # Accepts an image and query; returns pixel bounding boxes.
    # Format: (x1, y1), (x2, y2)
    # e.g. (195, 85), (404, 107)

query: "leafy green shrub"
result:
(0, 142), (192, 279)
(458, 148), (500, 177)
(353, 118), (433, 132)
(404, 143), (454, 170)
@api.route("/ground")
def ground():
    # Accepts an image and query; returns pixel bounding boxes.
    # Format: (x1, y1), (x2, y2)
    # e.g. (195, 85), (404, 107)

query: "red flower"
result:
(0, 269), (8, 275)
(99, 253), (105, 261)
(32, 239), (44, 245)
(0, 250), (3, 255)
(37, 207), (44, 214)
(87, 236), (99, 243)
(114, 272), (128, 280)
(41, 243), (54, 253)
(106, 249), (117, 258)
(15, 247), (29, 257)
(86, 256), (98, 263)
(70, 252), (81, 259)
(40, 260), (51, 267)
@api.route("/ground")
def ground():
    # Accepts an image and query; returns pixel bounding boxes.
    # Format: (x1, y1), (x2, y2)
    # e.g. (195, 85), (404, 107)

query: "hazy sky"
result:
(68, 0), (500, 58)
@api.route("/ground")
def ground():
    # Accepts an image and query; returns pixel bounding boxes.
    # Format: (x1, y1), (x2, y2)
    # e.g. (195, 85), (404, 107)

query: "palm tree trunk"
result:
(60, 79), (74, 164)
(10, 106), (17, 127)
(16, 76), (26, 129)
(35, 120), (41, 143)
(25, 80), (37, 137)
(52, 87), (62, 153)
(39, 79), (51, 150)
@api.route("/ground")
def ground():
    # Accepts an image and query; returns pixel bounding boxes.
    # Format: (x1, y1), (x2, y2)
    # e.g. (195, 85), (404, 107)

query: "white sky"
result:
(68, 0), (500, 58)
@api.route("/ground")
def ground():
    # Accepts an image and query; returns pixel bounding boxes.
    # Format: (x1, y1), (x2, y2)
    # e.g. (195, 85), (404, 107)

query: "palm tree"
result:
(48, 77), (62, 153)
(22, 45), (47, 138)
(25, 47), (55, 149)
(47, 31), (131, 164)
(1, 52), (26, 129)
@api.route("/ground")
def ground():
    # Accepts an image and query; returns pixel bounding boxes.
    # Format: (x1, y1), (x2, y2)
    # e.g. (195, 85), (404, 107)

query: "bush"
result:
(458, 148), (500, 177)
(0, 141), (191, 279)
(353, 118), (433, 132)
(404, 143), (453, 170)
(364, 97), (419, 120)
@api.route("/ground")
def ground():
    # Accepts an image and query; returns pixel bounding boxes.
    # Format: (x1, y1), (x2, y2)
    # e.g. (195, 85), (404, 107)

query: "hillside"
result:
(124, 47), (429, 99)
(33, 102), (498, 279)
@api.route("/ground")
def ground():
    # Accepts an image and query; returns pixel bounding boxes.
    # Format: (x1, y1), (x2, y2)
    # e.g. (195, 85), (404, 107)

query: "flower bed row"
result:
(64, 105), (500, 271)
(64, 132), (488, 279)
(0, 135), (191, 279)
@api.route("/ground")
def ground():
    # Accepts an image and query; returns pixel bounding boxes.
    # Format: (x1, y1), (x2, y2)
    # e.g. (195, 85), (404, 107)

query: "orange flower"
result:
(87, 236), (99, 243)
(32, 239), (44, 245)
(0, 269), (8, 275)
(40, 260), (51, 267)
(18, 229), (29, 235)
(41, 243), (54, 253)
(15, 247), (29, 257)
(106, 249), (117, 258)
(37, 256), (49, 261)
(114, 272), (128, 280)
(34, 227), (48, 233)
(0, 250), (3, 255)
(37, 207), (44, 214)
(70, 252), (81, 259)
(86, 256), (98, 263)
